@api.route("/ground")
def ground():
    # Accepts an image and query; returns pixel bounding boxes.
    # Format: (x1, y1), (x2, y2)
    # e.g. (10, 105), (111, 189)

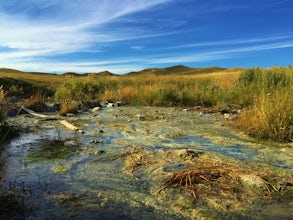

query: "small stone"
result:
(220, 109), (229, 114)
(223, 113), (230, 119)
(92, 150), (105, 155)
(106, 102), (115, 107)
(66, 113), (75, 117)
(239, 174), (265, 187)
(92, 107), (101, 112)
(116, 101), (125, 106)
(136, 114), (146, 121)
(64, 140), (78, 147)
(281, 147), (293, 153)
(89, 139), (104, 144)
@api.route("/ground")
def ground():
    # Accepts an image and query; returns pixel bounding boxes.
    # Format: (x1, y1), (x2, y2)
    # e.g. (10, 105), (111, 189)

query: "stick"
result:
(21, 106), (53, 119)
(60, 120), (84, 133)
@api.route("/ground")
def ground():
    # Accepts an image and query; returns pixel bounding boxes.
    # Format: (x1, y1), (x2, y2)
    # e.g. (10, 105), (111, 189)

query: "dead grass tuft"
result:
(119, 146), (151, 175)
(160, 159), (293, 212)
(24, 90), (45, 112)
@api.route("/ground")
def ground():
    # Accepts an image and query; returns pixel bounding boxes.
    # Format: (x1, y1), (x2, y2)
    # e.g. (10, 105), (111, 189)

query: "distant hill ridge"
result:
(0, 65), (227, 76)
(126, 65), (226, 76)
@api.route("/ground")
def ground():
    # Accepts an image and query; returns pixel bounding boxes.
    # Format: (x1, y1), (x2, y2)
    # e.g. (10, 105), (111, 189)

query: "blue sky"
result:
(0, 0), (293, 74)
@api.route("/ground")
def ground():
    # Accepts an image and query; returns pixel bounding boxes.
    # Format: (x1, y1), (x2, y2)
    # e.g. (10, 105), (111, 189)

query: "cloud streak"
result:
(0, 0), (173, 60)
(0, 0), (292, 73)
(150, 41), (293, 64)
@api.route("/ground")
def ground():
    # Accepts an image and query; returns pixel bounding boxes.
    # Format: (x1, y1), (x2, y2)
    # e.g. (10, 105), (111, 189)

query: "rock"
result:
(175, 149), (204, 159)
(220, 109), (229, 114)
(45, 102), (61, 112)
(223, 113), (230, 119)
(64, 140), (78, 147)
(136, 114), (146, 121)
(66, 113), (75, 117)
(7, 108), (19, 116)
(91, 150), (105, 155)
(239, 174), (265, 187)
(116, 101), (125, 106)
(106, 101), (115, 107)
(99, 102), (107, 107)
(89, 139), (104, 144)
(281, 147), (293, 153)
(230, 109), (239, 114)
(91, 107), (101, 112)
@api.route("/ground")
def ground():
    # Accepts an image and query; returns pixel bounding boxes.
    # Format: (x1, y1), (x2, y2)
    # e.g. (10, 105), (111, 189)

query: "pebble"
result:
(89, 139), (104, 144)
(64, 140), (78, 147)
(92, 107), (101, 112)
(66, 113), (75, 117)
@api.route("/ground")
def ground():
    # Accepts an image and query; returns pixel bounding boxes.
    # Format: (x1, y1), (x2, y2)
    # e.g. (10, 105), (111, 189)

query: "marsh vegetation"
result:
(1, 66), (292, 142)
(0, 66), (292, 219)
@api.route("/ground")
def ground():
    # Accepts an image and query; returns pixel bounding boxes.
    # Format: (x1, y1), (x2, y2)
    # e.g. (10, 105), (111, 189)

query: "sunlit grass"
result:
(1, 66), (292, 142)
(0, 86), (8, 143)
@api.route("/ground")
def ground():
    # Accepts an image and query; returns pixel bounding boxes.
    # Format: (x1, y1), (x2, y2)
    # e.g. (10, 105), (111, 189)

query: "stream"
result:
(1, 107), (292, 219)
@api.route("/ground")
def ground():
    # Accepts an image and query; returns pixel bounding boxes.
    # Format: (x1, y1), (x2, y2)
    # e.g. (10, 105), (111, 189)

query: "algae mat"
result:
(1, 107), (292, 219)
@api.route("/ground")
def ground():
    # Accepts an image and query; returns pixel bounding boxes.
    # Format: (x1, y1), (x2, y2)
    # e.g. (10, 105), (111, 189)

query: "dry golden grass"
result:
(1, 66), (292, 142)
(160, 159), (293, 212)
(59, 102), (79, 116)
(24, 90), (45, 112)
(237, 89), (293, 142)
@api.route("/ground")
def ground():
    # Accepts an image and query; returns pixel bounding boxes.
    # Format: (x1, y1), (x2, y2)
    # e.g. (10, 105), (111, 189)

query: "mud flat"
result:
(1, 107), (292, 219)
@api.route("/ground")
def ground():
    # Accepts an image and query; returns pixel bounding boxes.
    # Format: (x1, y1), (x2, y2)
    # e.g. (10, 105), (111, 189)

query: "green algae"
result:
(2, 107), (293, 219)
(52, 165), (69, 173)
(26, 142), (81, 163)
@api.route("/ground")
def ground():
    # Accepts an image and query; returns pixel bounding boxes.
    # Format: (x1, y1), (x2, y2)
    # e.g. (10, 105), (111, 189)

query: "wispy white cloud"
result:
(0, 0), (292, 73)
(169, 35), (293, 49)
(2, 39), (292, 74)
(0, 0), (174, 61)
(150, 41), (293, 64)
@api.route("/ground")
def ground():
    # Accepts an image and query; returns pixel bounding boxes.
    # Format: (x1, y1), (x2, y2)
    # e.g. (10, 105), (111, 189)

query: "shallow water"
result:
(1, 107), (292, 219)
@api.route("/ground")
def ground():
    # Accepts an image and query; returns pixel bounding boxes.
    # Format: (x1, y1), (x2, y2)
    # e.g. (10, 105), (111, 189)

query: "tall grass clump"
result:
(0, 85), (9, 143)
(24, 90), (45, 112)
(58, 102), (79, 116)
(237, 67), (293, 142)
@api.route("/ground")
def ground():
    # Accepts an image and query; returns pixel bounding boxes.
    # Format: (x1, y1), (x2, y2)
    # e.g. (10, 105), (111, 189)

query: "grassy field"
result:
(0, 66), (292, 142)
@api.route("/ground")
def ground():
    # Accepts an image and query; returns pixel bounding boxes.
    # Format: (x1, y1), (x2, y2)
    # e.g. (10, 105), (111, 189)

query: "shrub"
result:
(59, 102), (79, 116)
(55, 78), (104, 103)
(24, 90), (45, 112)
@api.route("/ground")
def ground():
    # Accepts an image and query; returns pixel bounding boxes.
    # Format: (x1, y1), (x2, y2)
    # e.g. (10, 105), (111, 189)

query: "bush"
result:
(24, 90), (45, 112)
(59, 102), (79, 116)
(55, 78), (104, 103)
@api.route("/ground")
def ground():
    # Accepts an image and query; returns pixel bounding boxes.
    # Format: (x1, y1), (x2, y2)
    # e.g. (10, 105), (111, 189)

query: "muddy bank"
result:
(1, 107), (292, 219)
